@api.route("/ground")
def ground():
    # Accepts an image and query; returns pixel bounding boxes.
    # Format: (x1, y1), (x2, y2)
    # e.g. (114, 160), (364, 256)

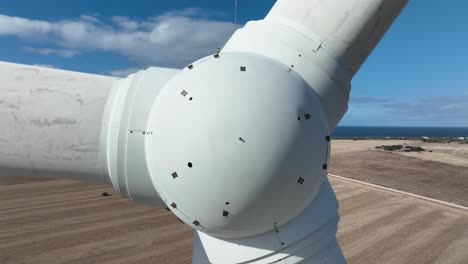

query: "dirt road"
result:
(330, 141), (468, 207)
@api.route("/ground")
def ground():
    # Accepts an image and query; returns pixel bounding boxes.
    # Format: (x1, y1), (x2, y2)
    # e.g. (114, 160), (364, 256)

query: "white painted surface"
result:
(190, 0), (408, 262)
(266, 0), (409, 75)
(192, 178), (345, 264)
(103, 67), (179, 206)
(222, 21), (349, 131)
(146, 52), (330, 238)
(0, 62), (117, 182)
(223, 0), (408, 131)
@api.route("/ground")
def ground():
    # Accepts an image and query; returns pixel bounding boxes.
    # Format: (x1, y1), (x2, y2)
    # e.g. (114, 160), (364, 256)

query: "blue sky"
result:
(0, 0), (467, 127)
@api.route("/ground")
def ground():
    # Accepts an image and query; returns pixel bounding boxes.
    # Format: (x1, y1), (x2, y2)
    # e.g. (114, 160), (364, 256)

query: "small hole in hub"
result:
(188, 162), (193, 168)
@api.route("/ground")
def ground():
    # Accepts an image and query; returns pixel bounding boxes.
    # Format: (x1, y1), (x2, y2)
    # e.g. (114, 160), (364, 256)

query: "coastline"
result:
(331, 136), (468, 144)
(332, 126), (468, 142)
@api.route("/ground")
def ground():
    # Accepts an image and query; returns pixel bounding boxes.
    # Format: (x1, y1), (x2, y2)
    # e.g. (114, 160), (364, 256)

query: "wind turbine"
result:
(0, 0), (408, 263)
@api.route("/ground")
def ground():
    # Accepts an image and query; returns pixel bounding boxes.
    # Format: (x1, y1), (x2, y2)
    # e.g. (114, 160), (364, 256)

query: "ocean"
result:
(332, 126), (468, 139)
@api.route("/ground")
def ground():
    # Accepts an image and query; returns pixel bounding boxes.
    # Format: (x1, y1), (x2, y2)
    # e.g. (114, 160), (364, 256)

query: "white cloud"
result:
(24, 47), (78, 58)
(80, 15), (101, 24)
(383, 95), (468, 122)
(112, 16), (139, 31)
(0, 10), (235, 67)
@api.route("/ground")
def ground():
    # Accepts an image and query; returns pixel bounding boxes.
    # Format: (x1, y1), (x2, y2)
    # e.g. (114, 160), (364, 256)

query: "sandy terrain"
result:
(1, 176), (467, 264)
(0, 179), (193, 264)
(332, 139), (468, 167)
(332, 176), (468, 264)
(330, 140), (468, 207)
(0, 139), (467, 263)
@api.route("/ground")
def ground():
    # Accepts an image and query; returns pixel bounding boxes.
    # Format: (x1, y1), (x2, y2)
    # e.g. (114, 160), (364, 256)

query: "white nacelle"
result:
(145, 52), (330, 238)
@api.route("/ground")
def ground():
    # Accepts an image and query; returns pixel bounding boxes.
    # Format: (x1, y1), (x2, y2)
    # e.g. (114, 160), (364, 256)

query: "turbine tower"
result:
(0, 0), (408, 263)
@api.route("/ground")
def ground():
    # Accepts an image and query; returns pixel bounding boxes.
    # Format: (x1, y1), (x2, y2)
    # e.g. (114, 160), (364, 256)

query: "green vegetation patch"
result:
(375, 145), (426, 152)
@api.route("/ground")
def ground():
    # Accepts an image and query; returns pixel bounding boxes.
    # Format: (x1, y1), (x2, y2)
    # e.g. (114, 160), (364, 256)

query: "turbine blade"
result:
(0, 62), (117, 183)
